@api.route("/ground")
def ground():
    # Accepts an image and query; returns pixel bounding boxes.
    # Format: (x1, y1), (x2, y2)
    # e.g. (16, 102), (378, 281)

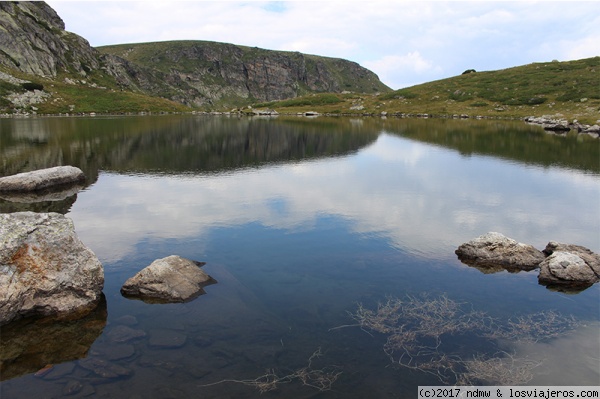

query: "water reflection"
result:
(0, 296), (107, 381)
(66, 132), (599, 264)
(0, 115), (379, 178)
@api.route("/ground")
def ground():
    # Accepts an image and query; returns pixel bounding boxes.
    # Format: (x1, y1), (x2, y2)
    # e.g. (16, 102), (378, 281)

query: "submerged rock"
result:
(0, 212), (104, 325)
(455, 232), (545, 271)
(0, 295), (106, 381)
(538, 241), (600, 290)
(120, 255), (216, 303)
(0, 166), (85, 193)
(148, 329), (188, 348)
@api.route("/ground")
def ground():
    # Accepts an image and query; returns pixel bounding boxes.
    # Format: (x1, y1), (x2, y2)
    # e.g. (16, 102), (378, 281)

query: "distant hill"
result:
(255, 57), (600, 124)
(0, 2), (389, 114)
(97, 41), (390, 108)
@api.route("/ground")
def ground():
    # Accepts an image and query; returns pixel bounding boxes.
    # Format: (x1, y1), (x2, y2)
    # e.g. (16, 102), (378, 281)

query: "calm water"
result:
(1, 115), (599, 398)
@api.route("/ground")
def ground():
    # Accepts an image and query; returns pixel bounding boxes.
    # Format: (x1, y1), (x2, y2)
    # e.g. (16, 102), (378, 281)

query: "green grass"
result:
(0, 66), (191, 114)
(251, 57), (600, 124)
(2, 55), (598, 122)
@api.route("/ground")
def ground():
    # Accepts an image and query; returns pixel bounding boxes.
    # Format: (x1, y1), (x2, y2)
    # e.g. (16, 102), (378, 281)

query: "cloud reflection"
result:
(69, 133), (600, 265)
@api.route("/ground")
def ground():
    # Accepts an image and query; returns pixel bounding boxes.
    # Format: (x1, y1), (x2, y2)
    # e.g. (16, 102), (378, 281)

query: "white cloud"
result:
(69, 132), (600, 265)
(364, 52), (443, 88)
(564, 34), (600, 61)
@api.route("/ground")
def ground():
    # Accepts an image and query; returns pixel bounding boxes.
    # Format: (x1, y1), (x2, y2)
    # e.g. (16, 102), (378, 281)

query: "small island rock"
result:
(0, 166), (85, 192)
(0, 212), (104, 325)
(455, 232), (545, 271)
(120, 255), (215, 303)
(538, 241), (600, 288)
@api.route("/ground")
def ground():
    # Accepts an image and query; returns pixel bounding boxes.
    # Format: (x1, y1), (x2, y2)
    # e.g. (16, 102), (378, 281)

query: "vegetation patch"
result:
(332, 294), (580, 385)
(21, 82), (43, 91)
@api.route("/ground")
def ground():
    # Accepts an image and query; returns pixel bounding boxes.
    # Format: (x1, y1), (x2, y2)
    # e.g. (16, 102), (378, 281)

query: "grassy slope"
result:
(0, 66), (192, 114)
(252, 57), (600, 124)
(2, 53), (598, 122)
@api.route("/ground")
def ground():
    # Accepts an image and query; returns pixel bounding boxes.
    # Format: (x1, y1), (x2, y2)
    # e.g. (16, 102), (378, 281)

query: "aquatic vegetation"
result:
(334, 294), (580, 385)
(199, 348), (342, 394)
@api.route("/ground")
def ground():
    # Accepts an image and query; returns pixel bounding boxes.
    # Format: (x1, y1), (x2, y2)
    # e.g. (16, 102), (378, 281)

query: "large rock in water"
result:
(0, 212), (104, 325)
(538, 241), (600, 289)
(455, 232), (546, 271)
(0, 166), (85, 192)
(121, 255), (215, 303)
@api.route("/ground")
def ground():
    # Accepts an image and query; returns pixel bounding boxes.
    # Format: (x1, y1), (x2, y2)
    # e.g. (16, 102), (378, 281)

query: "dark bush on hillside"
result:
(462, 69), (476, 75)
(503, 96), (548, 106)
(380, 89), (418, 100)
(22, 82), (44, 91)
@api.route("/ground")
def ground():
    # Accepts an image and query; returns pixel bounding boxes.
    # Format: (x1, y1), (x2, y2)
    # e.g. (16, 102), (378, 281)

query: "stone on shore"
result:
(538, 241), (600, 289)
(0, 166), (85, 192)
(120, 255), (215, 303)
(0, 212), (104, 325)
(455, 232), (546, 271)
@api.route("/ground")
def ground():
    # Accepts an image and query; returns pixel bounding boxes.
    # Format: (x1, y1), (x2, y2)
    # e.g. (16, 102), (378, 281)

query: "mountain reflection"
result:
(0, 115), (379, 178)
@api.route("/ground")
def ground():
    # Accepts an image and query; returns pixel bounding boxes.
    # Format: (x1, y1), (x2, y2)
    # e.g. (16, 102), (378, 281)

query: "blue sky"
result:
(46, 1), (600, 89)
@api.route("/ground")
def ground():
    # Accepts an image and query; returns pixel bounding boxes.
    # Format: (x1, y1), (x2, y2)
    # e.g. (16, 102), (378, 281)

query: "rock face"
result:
(455, 232), (546, 271)
(0, 166), (86, 192)
(121, 255), (215, 303)
(538, 241), (600, 288)
(0, 2), (99, 77)
(0, 212), (104, 325)
(99, 41), (390, 107)
(0, 2), (390, 109)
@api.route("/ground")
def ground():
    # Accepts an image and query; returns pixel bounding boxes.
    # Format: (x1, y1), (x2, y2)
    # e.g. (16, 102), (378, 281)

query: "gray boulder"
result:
(0, 212), (104, 325)
(0, 166), (85, 192)
(455, 232), (546, 271)
(121, 255), (215, 303)
(539, 242), (600, 289)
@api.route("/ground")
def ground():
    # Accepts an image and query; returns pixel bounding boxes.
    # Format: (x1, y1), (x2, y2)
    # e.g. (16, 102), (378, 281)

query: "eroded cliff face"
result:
(0, 2), (99, 77)
(99, 41), (390, 106)
(0, 2), (390, 109)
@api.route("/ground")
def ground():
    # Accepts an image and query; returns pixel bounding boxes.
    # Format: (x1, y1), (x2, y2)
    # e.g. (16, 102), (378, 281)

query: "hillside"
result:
(254, 57), (600, 124)
(97, 41), (390, 108)
(0, 2), (389, 114)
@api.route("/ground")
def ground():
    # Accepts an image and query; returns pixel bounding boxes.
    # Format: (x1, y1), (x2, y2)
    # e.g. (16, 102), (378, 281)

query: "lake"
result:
(1, 115), (599, 398)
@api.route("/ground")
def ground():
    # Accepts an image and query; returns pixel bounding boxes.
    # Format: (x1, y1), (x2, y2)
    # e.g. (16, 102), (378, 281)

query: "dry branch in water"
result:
(338, 294), (579, 385)
(457, 353), (542, 386)
(199, 348), (342, 394)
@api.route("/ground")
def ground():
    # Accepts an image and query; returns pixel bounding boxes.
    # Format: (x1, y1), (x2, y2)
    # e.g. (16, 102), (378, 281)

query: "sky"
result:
(46, 1), (600, 90)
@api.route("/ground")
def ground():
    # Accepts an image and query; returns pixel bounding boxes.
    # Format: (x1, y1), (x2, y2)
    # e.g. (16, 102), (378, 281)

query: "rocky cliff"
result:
(98, 41), (391, 107)
(0, 2), (390, 111)
(0, 2), (99, 77)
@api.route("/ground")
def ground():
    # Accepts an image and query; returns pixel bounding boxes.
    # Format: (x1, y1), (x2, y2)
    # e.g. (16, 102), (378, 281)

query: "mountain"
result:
(97, 41), (390, 107)
(0, 2), (390, 113)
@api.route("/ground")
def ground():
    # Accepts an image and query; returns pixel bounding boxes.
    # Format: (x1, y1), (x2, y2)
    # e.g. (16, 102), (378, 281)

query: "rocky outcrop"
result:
(0, 212), (104, 325)
(456, 233), (600, 293)
(455, 232), (545, 271)
(0, 2), (99, 77)
(0, 166), (85, 192)
(525, 116), (600, 138)
(538, 242), (600, 289)
(121, 255), (215, 303)
(98, 41), (390, 107)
